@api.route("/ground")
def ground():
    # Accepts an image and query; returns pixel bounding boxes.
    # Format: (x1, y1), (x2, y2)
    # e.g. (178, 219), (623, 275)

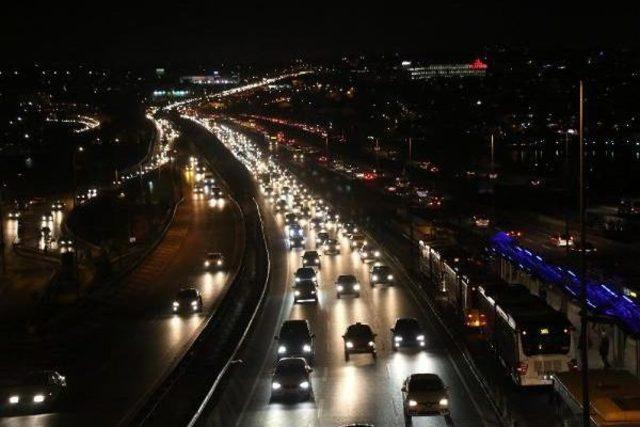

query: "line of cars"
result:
(206, 120), (454, 423)
(171, 156), (227, 315)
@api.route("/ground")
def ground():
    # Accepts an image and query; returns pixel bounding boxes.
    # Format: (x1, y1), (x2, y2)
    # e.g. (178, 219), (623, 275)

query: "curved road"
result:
(0, 152), (243, 427)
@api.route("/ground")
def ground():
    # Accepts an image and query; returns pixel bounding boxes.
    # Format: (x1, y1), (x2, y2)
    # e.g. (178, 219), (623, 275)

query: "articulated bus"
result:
(479, 286), (575, 386)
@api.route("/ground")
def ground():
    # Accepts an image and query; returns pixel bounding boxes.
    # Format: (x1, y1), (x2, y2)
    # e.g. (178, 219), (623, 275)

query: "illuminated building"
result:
(401, 58), (488, 80)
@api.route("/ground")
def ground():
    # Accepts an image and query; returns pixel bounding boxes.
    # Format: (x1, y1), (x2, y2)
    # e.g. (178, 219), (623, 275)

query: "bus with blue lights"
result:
(479, 286), (576, 386)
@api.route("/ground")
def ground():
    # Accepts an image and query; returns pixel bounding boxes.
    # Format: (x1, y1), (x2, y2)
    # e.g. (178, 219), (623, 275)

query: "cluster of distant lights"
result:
(45, 114), (100, 133)
(491, 232), (640, 335)
(243, 114), (328, 139)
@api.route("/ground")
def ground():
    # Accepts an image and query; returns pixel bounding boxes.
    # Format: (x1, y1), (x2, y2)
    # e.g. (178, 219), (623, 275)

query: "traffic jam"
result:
(193, 116), (458, 425)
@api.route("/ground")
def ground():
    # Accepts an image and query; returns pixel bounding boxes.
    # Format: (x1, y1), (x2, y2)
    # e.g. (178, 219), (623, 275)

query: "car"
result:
(203, 252), (225, 270)
(275, 320), (315, 362)
(293, 280), (318, 304)
(551, 233), (574, 247)
(336, 274), (360, 298)
(58, 237), (74, 252)
(391, 317), (426, 350)
(289, 235), (305, 250)
(287, 224), (304, 239)
(294, 267), (317, 285)
(0, 371), (67, 413)
(41, 212), (54, 222)
(402, 373), (450, 422)
(325, 210), (340, 224)
(51, 201), (64, 211)
(322, 238), (340, 255)
(358, 244), (381, 262)
(349, 233), (367, 250)
(270, 357), (313, 401)
(302, 251), (321, 268)
(172, 287), (203, 314)
(7, 210), (21, 219)
(569, 241), (597, 253)
(342, 322), (376, 361)
(193, 185), (205, 195)
(210, 187), (225, 200)
(506, 230), (523, 238)
(473, 215), (490, 228)
(284, 213), (298, 226)
(275, 199), (288, 212)
(369, 264), (394, 286)
(340, 221), (359, 236)
(310, 217), (325, 230)
(315, 230), (330, 247)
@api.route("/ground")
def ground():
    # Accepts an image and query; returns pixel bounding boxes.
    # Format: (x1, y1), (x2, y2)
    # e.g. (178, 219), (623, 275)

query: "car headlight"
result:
(372, 275), (378, 281)
(337, 285), (344, 291)
(217, 260), (223, 266)
(345, 341), (353, 348)
(394, 336), (403, 342)
(191, 300), (198, 306)
(439, 398), (448, 406)
(295, 277), (301, 282)
(278, 345), (287, 354)
(272, 382), (281, 390)
(33, 394), (45, 403)
(315, 259), (319, 264)
(299, 381), (310, 389)
(8, 395), (19, 404)
(303, 344), (312, 353)
(353, 284), (360, 291)
(368, 341), (375, 347)
(294, 290), (300, 296)
(387, 274), (394, 280)
(409, 399), (418, 407)
(204, 260), (210, 267)
(417, 335), (425, 341)
(173, 301), (179, 308)
(374, 251), (381, 257)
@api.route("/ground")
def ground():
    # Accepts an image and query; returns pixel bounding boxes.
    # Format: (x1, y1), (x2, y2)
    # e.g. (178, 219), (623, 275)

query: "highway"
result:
(0, 150), (243, 427)
(192, 120), (500, 427)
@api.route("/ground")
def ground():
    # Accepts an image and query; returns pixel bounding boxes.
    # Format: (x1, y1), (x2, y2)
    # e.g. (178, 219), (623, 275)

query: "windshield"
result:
(520, 328), (571, 356)
(178, 289), (197, 299)
(410, 376), (444, 392)
(280, 322), (309, 339)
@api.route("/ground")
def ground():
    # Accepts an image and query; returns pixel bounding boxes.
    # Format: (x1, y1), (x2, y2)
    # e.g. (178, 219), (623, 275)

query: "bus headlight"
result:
(278, 345), (287, 354)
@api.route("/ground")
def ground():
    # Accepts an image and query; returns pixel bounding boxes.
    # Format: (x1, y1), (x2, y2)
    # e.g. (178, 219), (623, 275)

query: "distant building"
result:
(180, 72), (239, 85)
(401, 58), (488, 80)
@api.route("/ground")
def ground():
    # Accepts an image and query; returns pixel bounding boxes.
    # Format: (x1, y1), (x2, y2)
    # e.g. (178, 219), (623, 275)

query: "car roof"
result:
(303, 251), (319, 256)
(337, 274), (357, 281)
(395, 317), (420, 328)
(280, 320), (310, 334)
(178, 288), (199, 297)
(275, 357), (307, 369)
(346, 323), (373, 335)
(408, 373), (444, 388)
(296, 267), (315, 275)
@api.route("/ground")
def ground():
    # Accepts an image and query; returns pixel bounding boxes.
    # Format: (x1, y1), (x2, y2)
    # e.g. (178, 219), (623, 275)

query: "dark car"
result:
(302, 251), (321, 268)
(402, 373), (450, 421)
(210, 187), (225, 200)
(336, 274), (360, 298)
(343, 322), (376, 361)
(322, 238), (340, 255)
(172, 287), (203, 314)
(358, 244), (381, 262)
(369, 264), (394, 286)
(289, 235), (305, 250)
(294, 267), (317, 285)
(0, 371), (67, 413)
(340, 221), (359, 236)
(293, 280), (318, 304)
(391, 317), (426, 350)
(310, 217), (325, 230)
(315, 231), (330, 247)
(203, 252), (225, 270)
(270, 357), (313, 401)
(285, 213), (299, 227)
(275, 320), (315, 363)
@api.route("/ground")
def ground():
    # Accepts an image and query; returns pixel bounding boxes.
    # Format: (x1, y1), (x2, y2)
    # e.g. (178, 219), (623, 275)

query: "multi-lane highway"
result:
(0, 152), (243, 427)
(190, 120), (500, 427)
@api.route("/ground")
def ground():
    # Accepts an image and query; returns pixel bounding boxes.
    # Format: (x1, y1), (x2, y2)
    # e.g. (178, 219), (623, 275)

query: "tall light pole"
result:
(72, 145), (84, 209)
(578, 80), (590, 427)
(565, 129), (577, 255)
(490, 133), (495, 172)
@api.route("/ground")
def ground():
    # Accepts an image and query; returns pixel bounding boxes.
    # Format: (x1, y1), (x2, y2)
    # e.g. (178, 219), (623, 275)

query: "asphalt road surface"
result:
(0, 159), (243, 427)
(198, 123), (500, 427)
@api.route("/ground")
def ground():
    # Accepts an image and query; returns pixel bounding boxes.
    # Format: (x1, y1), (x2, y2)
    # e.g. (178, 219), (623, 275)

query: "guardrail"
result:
(187, 199), (271, 427)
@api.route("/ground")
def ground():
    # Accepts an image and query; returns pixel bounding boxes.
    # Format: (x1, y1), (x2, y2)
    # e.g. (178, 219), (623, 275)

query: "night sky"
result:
(2, 2), (639, 65)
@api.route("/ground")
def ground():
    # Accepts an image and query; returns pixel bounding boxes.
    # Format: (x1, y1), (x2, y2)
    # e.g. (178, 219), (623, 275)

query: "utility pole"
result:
(490, 133), (495, 172)
(0, 184), (6, 275)
(579, 80), (590, 427)
(565, 130), (574, 255)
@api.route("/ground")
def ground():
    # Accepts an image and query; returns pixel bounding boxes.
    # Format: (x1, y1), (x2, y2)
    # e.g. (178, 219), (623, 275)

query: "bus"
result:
(480, 288), (576, 386)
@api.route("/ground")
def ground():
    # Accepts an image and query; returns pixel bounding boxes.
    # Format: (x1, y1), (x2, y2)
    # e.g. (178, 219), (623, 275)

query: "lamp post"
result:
(565, 129), (577, 255)
(578, 80), (590, 427)
(72, 145), (84, 209)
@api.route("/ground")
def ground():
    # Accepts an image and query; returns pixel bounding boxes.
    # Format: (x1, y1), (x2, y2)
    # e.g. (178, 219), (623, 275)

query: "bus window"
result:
(521, 328), (570, 356)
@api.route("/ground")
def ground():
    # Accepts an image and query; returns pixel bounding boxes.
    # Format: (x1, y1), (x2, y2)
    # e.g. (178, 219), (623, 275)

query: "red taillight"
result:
(516, 362), (528, 375)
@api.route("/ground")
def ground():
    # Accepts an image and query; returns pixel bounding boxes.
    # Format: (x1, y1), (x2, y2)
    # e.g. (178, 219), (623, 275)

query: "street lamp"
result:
(565, 129), (577, 255)
(72, 146), (84, 209)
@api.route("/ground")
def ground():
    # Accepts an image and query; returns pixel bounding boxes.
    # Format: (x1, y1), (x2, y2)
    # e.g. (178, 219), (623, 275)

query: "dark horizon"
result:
(2, 3), (640, 66)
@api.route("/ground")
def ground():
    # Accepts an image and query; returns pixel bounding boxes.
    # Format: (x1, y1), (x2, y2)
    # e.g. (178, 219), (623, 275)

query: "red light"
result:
(470, 58), (488, 70)
(516, 362), (528, 375)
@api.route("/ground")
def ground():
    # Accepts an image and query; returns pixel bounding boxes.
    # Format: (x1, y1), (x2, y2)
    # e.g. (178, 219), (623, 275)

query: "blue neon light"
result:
(492, 232), (640, 336)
